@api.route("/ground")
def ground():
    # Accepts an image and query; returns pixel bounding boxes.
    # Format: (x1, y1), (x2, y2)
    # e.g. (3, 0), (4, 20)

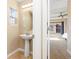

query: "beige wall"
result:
(18, 4), (25, 49)
(67, 0), (71, 53)
(67, 17), (71, 53)
(7, 0), (20, 54)
(68, 0), (71, 17)
(64, 19), (67, 33)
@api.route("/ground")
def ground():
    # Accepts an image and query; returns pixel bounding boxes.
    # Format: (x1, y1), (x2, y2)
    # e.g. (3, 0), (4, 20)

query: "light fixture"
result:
(22, 3), (33, 8)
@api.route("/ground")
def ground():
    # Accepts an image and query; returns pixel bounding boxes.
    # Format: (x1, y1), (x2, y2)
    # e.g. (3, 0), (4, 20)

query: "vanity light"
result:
(22, 3), (33, 8)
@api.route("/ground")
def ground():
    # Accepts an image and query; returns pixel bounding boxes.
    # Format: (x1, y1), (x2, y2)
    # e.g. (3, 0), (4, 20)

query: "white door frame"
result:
(33, 0), (42, 59)
(42, 0), (50, 59)
(42, 0), (48, 59)
(33, 0), (50, 59)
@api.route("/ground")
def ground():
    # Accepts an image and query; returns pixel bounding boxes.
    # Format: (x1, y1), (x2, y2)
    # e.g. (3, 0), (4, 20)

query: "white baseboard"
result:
(18, 48), (24, 52)
(67, 49), (71, 55)
(8, 48), (24, 58)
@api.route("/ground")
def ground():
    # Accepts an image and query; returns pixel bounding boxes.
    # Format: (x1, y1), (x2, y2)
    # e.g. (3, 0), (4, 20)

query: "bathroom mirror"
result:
(22, 9), (32, 33)
(48, 0), (68, 37)
(47, 0), (71, 59)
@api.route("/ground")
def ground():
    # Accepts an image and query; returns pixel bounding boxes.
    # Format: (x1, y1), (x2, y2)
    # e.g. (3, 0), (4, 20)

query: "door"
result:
(42, 0), (71, 59)
(33, 0), (42, 59)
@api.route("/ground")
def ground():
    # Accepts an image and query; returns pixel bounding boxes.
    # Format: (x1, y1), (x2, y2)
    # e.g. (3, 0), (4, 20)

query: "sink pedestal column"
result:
(25, 40), (30, 57)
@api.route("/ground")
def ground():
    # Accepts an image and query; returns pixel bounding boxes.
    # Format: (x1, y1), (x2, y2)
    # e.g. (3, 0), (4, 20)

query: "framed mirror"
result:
(47, 0), (71, 59)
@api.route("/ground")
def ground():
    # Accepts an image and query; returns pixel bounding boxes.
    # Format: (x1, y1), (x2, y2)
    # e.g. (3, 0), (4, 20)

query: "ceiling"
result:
(50, 0), (67, 18)
(16, 0), (32, 5)
(16, 0), (67, 18)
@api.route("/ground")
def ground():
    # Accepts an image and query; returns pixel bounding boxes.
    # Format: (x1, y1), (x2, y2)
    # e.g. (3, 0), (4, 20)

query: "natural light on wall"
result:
(49, 38), (60, 40)
(22, 3), (33, 8)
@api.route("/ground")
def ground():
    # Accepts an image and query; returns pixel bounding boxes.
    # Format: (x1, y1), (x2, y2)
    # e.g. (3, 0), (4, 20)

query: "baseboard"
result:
(67, 49), (71, 55)
(18, 48), (24, 52)
(8, 48), (24, 58)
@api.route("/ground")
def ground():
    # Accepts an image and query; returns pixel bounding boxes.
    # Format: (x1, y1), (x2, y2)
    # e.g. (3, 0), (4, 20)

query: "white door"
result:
(33, 0), (42, 59)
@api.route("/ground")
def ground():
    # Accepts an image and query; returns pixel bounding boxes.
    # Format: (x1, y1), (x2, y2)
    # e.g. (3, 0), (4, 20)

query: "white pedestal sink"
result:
(19, 33), (33, 57)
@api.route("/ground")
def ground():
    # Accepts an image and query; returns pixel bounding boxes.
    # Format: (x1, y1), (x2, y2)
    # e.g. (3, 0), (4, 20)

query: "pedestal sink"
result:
(20, 33), (33, 40)
(19, 33), (33, 57)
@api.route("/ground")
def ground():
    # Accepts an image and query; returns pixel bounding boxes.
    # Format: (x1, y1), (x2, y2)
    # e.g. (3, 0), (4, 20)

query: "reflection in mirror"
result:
(48, 0), (68, 38)
(47, 0), (71, 59)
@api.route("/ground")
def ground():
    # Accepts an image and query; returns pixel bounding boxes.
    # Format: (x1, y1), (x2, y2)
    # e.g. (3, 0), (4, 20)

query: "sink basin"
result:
(19, 33), (33, 40)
